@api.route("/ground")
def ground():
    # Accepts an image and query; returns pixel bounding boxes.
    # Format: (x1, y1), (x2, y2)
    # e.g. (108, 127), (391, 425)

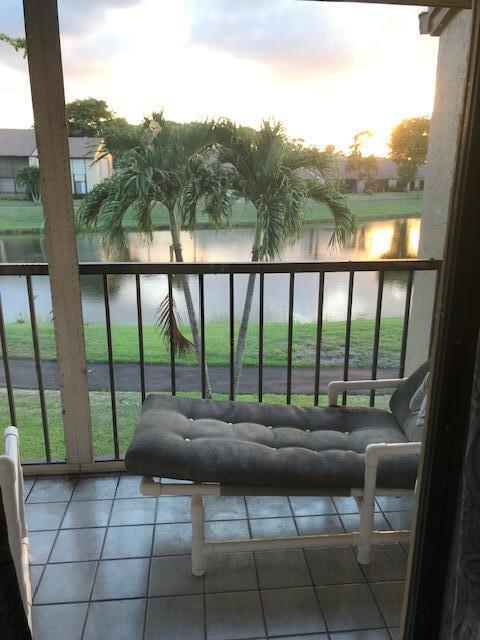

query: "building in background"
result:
(335, 156), (426, 193)
(0, 128), (112, 197)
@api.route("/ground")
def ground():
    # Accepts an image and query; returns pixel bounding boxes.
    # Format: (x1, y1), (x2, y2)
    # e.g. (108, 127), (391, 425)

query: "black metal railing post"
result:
(258, 273), (265, 403)
(135, 274), (146, 402)
(399, 269), (415, 378)
(342, 271), (355, 406)
(286, 272), (295, 405)
(229, 274), (235, 401)
(0, 291), (16, 426)
(26, 275), (51, 462)
(314, 272), (325, 407)
(167, 274), (176, 396)
(103, 274), (119, 459)
(370, 270), (385, 407)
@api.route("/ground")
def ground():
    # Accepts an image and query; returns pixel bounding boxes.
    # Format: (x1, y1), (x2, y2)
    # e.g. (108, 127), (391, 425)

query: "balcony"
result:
(0, 0), (475, 637)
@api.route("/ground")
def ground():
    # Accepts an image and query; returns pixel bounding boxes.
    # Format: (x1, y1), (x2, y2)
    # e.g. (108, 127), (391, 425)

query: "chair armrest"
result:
(327, 378), (407, 406)
(363, 441), (421, 502)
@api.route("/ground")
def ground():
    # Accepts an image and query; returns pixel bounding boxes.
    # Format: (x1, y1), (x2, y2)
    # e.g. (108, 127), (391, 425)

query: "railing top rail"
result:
(0, 259), (442, 277)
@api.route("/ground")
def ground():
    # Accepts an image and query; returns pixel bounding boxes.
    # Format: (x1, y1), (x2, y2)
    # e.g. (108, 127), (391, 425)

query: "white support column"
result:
(23, 0), (93, 465)
(406, 9), (472, 373)
(191, 494), (206, 576)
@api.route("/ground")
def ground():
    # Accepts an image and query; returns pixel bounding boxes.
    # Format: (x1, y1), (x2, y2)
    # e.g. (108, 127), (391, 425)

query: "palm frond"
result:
(280, 171), (308, 241)
(284, 146), (333, 177)
(131, 198), (153, 240)
(308, 182), (357, 248)
(155, 293), (195, 356)
(77, 178), (116, 231)
(77, 175), (134, 256)
(257, 200), (285, 260)
(96, 194), (130, 256)
(180, 160), (233, 230)
(98, 123), (143, 163)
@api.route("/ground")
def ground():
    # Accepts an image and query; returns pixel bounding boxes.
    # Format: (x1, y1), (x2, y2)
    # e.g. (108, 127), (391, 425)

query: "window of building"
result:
(71, 158), (87, 194)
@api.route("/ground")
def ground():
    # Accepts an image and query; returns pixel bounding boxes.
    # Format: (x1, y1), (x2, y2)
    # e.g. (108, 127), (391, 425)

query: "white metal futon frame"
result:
(139, 377), (420, 576)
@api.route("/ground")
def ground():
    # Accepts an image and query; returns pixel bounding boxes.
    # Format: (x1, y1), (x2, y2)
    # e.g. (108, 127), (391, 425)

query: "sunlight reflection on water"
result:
(0, 217), (420, 323)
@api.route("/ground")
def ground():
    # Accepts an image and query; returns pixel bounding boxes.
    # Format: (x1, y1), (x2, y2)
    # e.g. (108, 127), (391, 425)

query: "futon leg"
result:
(191, 494), (206, 576)
(357, 495), (375, 565)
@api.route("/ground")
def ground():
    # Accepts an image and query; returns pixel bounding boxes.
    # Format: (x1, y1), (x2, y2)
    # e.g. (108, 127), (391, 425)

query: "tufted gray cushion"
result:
(389, 362), (429, 441)
(125, 393), (420, 491)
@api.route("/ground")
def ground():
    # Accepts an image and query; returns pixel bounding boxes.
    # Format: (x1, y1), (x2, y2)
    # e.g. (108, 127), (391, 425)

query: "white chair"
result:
(0, 427), (32, 630)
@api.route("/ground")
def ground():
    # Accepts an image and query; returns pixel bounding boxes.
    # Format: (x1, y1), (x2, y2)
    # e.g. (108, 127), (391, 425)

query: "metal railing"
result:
(0, 259), (441, 464)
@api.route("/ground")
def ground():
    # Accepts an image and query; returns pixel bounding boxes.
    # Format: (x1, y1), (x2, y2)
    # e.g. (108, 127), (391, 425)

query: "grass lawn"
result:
(4, 316), (405, 369)
(0, 192), (422, 234)
(2, 388), (390, 461)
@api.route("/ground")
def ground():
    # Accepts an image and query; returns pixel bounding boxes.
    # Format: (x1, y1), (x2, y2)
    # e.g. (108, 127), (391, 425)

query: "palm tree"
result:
(16, 166), (41, 203)
(209, 120), (356, 396)
(78, 113), (232, 397)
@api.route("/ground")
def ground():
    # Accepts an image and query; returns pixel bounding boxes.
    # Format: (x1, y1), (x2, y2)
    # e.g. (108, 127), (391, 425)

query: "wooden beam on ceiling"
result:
(307, 0), (472, 9)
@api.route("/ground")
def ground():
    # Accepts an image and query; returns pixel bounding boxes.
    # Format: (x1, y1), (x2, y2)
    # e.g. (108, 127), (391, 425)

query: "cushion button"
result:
(185, 438), (191, 442)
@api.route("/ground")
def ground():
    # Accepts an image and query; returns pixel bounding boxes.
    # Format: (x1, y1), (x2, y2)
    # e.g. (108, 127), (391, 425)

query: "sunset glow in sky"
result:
(0, 0), (438, 155)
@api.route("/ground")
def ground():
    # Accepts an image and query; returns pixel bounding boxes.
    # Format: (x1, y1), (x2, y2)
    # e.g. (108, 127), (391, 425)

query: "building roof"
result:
(0, 128), (102, 158)
(0, 128), (36, 156)
(67, 136), (103, 158)
(32, 136), (103, 159)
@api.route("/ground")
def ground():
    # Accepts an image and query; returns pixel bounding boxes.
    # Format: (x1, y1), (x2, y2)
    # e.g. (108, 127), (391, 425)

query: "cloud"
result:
(58, 0), (142, 36)
(187, 0), (355, 77)
(0, 0), (142, 71)
(187, 0), (427, 80)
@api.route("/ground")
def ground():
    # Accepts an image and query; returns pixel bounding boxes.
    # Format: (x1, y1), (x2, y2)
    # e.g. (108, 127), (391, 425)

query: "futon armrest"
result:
(327, 378), (407, 406)
(363, 441), (421, 499)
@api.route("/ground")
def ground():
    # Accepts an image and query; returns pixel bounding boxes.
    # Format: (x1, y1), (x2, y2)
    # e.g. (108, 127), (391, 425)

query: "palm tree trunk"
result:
(233, 222), (262, 397)
(167, 207), (213, 398)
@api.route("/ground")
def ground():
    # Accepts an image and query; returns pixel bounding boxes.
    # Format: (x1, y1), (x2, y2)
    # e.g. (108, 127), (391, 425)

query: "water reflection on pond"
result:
(0, 217), (420, 324)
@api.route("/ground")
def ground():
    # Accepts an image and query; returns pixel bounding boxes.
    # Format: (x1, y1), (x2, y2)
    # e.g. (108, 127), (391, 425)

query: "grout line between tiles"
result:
(142, 493), (159, 640)
(79, 474), (119, 640)
(290, 495), (331, 640)
(246, 497), (270, 640)
(31, 475), (79, 603)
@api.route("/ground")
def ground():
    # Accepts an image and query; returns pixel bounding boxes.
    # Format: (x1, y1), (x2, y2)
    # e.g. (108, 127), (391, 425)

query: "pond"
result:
(0, 217), (420, 325)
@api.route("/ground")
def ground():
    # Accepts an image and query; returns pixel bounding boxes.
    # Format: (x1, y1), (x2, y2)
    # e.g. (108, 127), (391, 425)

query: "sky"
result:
(0, 0), (438, 156)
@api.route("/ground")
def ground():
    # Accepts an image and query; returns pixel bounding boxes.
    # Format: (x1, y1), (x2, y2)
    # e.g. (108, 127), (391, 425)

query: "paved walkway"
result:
(1, 358), (398, 395)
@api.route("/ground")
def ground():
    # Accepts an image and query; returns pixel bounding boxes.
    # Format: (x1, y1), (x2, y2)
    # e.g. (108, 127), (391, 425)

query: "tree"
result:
(15, 166), (41, 202)
(0, 33), (26, 56)
(346, 130), (377, 192)
(99, 119), (142, 162)
(389, 117), (430, 189)
(66, 98), (118, 137)
(78, 113), (232, 397)
(211, 120), (356, 395)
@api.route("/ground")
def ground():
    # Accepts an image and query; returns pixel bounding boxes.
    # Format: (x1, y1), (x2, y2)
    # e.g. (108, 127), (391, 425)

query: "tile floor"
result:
(24, 474), (413, 640)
